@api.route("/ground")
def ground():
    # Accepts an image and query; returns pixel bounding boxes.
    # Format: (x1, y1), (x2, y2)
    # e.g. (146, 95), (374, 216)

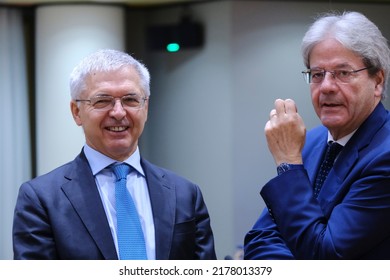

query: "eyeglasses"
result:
(75, 94), (148, 111)
(301, 67), (371, 84)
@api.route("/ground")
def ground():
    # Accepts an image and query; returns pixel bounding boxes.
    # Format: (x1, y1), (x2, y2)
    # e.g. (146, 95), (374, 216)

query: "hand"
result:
(264, 99), (306, 166)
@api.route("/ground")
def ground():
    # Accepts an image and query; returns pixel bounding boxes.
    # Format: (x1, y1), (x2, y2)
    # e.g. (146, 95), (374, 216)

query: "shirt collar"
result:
(327, 129), (357, 147)
(83, 144), (145, 177)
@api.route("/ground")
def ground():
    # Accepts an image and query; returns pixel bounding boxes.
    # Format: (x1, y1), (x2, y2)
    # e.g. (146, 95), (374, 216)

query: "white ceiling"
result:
(0, 0), (209, 7)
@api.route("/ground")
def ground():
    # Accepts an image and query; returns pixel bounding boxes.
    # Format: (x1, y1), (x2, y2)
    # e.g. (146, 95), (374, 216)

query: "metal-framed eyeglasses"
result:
(75, 94), (148, 111)
(301, 67), (371, 84)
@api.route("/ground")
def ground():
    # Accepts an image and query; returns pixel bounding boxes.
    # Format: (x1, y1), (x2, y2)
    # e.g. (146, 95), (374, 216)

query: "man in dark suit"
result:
(244, 11), (390, 259)
(13, 49), (216, 260)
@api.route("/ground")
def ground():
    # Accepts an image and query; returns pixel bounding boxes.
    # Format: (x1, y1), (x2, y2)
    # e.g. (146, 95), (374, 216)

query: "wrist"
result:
(276, 163), (303, 176)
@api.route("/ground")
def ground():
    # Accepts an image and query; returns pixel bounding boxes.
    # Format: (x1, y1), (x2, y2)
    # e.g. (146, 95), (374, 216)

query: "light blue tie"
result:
(113, 163), (147, 260)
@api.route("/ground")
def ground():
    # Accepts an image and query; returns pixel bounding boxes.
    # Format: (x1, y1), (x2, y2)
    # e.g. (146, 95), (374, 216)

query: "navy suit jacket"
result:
(13, 151), (216, 260)
(244, 103), (390, 259)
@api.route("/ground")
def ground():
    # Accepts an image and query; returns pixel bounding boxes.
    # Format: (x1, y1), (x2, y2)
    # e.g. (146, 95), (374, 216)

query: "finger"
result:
(274, 99), (285, 115)
(269, 109), (277, 119)
(285, 99), (298, 114)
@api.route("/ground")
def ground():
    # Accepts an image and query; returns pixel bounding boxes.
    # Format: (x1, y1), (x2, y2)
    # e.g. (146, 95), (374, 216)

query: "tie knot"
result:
(112, 163), (131, 180)
(328, 142), (343, 158)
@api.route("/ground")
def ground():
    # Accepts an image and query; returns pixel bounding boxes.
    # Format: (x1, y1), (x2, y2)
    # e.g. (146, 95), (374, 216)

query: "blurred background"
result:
(2, 0), (390, 260)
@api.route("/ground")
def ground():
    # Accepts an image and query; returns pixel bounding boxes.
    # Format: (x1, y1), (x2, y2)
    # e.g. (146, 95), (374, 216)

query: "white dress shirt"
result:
(327, 130), (356, 146)
(83, 144), (156, 260)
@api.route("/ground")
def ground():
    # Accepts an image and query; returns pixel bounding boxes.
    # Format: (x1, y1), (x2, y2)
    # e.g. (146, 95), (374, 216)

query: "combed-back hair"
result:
(69, 49), (150, 99)
(301, 11), (390, 97)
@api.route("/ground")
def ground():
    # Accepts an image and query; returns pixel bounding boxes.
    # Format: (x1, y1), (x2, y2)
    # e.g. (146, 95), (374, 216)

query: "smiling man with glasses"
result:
(13, 49), (216, 260)
(245, 11), (390, 259)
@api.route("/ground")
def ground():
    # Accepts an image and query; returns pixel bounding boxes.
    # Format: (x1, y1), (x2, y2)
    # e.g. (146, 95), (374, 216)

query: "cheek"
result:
(80, 112), (104, 133)
(310, 91), (321, 111)
(132, 109), (148, 127)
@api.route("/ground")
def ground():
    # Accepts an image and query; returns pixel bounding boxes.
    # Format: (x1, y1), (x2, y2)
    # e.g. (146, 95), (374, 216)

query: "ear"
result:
(70, 101), (83, 126)
(374, 69), (385, 98)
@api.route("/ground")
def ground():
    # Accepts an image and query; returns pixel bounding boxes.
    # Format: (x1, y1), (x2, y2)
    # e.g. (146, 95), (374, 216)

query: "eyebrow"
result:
(310, 63), (353, 70)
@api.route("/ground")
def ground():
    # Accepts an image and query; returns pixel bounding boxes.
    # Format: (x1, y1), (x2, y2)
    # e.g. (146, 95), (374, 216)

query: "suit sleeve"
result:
(255, 165), (390, 259)
(193, 185), (217, 260)
(13, 182), (58, 259)
(244, 207), (294, 259)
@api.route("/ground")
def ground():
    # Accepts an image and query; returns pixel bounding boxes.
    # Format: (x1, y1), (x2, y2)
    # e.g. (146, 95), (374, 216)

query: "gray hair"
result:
(301, 11), (390, 97)
(69, 49), (150, 99)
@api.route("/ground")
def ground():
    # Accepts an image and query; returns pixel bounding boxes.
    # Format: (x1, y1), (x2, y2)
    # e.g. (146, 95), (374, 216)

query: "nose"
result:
(319, 71), (338, 91)
(109, 99), (126, 119)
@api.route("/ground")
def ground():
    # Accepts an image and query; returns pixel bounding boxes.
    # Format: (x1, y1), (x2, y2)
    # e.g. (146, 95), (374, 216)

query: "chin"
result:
(113, 143), (137, 154)
(322, 121), (346, 131)
(320, 117), (345, 129)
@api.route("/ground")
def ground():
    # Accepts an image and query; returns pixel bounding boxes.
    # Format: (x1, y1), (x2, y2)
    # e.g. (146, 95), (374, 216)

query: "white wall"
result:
(35, 4), (125, 175)
(0, 8), (31, 260)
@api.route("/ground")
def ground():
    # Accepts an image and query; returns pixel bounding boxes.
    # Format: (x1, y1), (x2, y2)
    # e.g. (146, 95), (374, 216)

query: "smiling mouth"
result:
(107, 126), (128, 132)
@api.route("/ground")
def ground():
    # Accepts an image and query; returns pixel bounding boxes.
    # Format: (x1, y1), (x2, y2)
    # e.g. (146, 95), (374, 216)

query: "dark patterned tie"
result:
(314, 142), (343, 198)
(113, 163), (147, 260)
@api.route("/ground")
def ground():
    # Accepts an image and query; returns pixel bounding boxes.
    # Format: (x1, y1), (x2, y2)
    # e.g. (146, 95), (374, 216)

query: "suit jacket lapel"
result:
(318, 103), (387, 216)
(306, 137), (328, 184)
(141, 158), (176, 260)
(61, 151), (118, 260)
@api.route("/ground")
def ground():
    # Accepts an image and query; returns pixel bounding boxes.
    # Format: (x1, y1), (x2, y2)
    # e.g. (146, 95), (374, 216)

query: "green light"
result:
(166, 43), (180, 52)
